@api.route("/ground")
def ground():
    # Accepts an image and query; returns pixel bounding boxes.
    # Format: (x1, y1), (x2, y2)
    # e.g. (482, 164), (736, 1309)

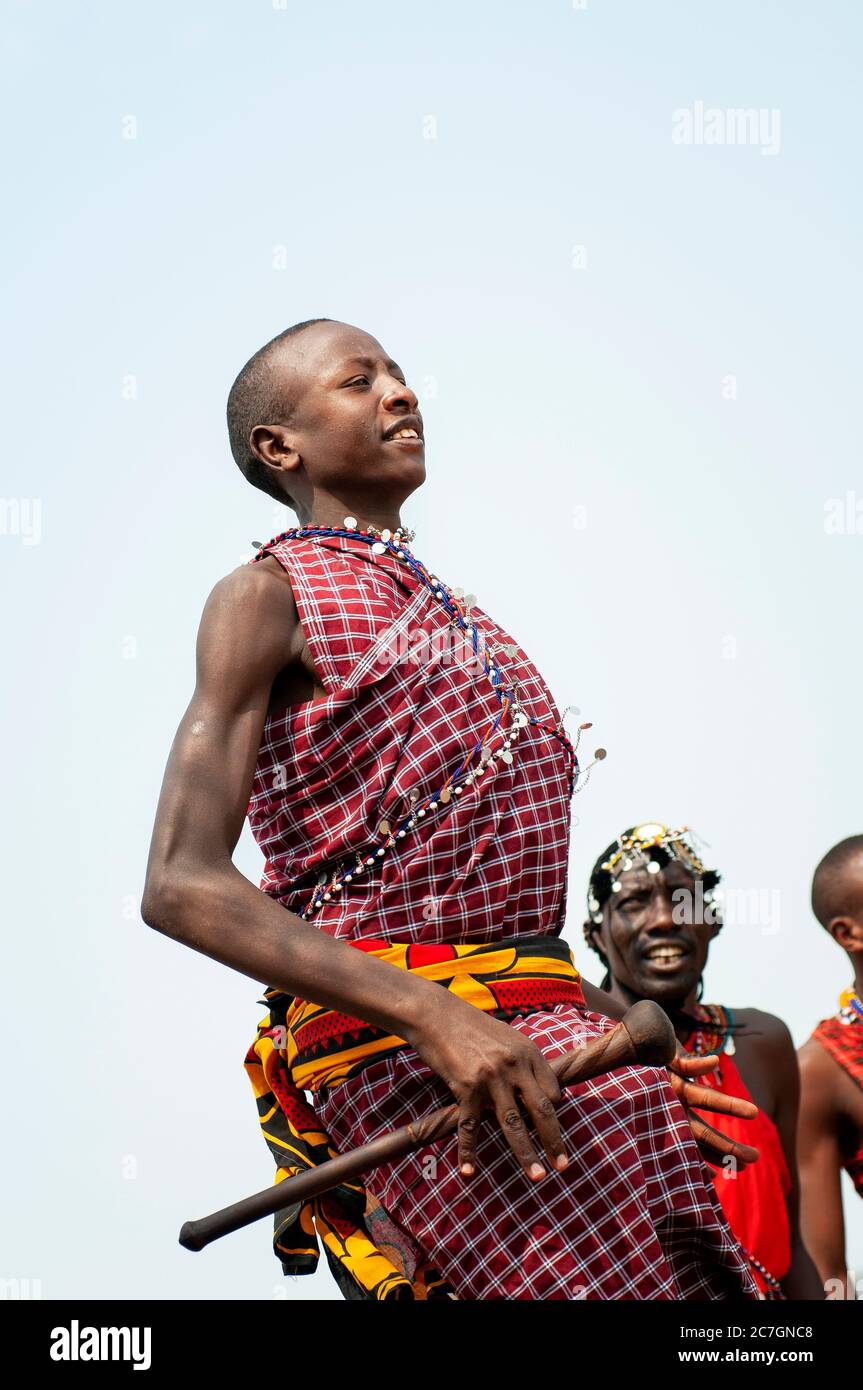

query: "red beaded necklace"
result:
(688, 1003), (735, 1058)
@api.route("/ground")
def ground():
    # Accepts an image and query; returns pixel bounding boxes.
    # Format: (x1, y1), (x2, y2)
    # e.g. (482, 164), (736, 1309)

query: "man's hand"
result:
(405, 992), (570, 1182)
(667, 1045), (760, 1168)
(579, 981), (760, 1170)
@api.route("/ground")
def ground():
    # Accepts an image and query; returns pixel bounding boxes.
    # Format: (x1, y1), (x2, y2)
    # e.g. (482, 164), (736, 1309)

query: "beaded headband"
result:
(585, 822), (720, 926)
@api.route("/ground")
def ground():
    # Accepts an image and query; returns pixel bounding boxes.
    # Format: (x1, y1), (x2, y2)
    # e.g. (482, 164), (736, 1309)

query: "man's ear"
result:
(584, 916), (607, 962)
(828, 915), (863, 954)
(249, 423), (302, 489)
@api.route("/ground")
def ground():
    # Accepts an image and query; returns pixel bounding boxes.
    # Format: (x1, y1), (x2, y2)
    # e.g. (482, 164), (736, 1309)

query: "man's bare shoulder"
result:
(799, 1035), (833, 1071)
(195, 556), (300, 683)
(203, 555), (298, 626)
(798, 1035), (846, 1114)
(731, 1009), (797, 1096)
(733, 1007), (793, 1049)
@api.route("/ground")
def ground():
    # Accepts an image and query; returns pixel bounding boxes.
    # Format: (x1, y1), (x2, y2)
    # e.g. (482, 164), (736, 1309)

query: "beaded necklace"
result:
(838, 985), (863, 1026)
(688, 1002), (736, 1058)
(744, 1252), (784, 1300)
(250, 517), (604, 919)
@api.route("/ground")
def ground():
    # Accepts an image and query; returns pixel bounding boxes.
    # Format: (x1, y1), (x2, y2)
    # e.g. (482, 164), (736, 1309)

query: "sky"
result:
(3, 0), (862, 1300)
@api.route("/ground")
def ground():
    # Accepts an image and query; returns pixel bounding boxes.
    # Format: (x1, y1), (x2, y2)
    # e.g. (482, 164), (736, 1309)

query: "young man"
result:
(798, 835), (863, 1298)
(142, 318), (761, 1300)
(582, 822), (822, 1300)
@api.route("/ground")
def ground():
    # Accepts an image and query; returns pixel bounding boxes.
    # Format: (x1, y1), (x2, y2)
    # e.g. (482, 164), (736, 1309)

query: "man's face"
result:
(266, 320), (426, 506)
(595, 861), (718, 1006)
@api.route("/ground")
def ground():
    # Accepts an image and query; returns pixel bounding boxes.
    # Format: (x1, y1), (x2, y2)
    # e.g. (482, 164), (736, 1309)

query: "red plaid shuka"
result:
(244, 530), (759, 1300)
(247, 530), (574, 942)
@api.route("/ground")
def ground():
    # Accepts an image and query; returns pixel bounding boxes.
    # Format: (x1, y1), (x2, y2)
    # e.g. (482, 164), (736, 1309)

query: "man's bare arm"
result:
(141, 560), (569, 1181)
(797, 1040), (850, 1295)
(753, 1016), (823, 1298)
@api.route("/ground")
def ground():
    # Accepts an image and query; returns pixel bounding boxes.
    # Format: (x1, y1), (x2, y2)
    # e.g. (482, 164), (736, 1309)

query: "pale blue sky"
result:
(3, 0), (862, 1298)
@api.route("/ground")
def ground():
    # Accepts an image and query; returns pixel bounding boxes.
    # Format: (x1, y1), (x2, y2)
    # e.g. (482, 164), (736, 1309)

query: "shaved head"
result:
(226, 318), (333, 508)
(811, 835), (863, 928)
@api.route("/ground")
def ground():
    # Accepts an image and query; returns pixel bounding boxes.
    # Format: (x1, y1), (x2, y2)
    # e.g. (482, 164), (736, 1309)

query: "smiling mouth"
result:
(385, 427), (423, 444)
(642, 945), (691, 967)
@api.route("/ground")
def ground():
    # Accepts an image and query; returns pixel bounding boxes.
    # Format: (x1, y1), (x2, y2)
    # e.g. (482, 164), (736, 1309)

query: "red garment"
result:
(247, 531), (573, 942)
(245, 531), (758, 1300)
(811, 1015), (863, 1197)
(691, 1049), (792, 1296)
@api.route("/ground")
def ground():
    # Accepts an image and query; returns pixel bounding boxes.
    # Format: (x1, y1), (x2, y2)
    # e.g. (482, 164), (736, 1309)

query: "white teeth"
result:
(390, 428), (418, 440)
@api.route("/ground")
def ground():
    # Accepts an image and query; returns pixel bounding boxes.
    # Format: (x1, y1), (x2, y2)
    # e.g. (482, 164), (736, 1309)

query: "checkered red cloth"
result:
(245, 532), (758, 1299)
(247, 532), (573, 941)
(317, 1003), (759, 1299)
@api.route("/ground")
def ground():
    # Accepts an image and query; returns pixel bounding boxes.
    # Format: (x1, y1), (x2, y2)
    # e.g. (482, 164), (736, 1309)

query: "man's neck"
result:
(304, 495), (405, 533)
(605, 977), (698, 1043)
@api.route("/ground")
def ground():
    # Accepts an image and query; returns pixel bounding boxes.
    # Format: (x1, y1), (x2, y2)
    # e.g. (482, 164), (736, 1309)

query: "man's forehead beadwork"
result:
(586, 822), (721, 933)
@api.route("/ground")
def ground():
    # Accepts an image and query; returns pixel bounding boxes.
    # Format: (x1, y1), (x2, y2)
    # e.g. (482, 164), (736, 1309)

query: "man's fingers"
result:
(666, 1069), (760, 1167)
(680, 1080), (758, 1120)
(489, 1079), (547, 1180)
(672, 1051), (723, 1077)
(530, 1054), (562, 1106)
(520, 1069), (569, 1172)
(456, 1096), (483, 1178)
(667, 1069), (687, 1103)
(667, 1068), (758, 1122)
(688, 1113), (761, 1168)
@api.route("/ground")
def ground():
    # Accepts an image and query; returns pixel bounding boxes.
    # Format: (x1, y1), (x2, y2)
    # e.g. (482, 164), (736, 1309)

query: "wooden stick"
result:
(179, 999), (674, 1252)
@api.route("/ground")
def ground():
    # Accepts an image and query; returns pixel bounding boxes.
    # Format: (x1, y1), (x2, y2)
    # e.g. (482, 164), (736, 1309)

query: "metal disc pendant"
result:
(372, 541), (387, 555)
